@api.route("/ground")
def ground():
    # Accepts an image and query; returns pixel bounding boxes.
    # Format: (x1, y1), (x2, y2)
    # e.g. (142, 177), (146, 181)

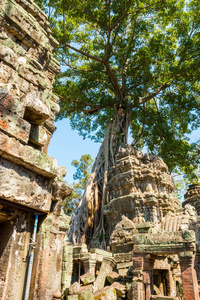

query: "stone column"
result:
(82, 258), (96, 277)
(143, 254), (154, 300)
(89, 260), (96, 276)
(61, 241), (73, 294)
(129, 254), (145, 300)
(94, 257), (116, 292)
(82, 258), (90, 274)
(168, 267), (176, 297)
(179, 252), (199, 300)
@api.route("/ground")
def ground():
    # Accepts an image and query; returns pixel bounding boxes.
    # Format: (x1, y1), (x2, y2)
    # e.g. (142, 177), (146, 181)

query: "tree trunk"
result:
(68, 109), (130, 249)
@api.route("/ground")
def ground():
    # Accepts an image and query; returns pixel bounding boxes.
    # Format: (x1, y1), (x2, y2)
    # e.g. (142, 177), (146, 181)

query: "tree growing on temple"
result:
(34, 0), (200, 247)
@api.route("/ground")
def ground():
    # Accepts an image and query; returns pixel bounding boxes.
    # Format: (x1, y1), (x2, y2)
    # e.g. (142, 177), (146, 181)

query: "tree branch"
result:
(129, 0), (165, 16)
(61, 97), (115, 114)
(83, 10), (108, 31)
(64, 43), (104, 63)
(105, 64), (122, 99)
(139, 83), (168, 104)
(110, 0), (133, 30)
(61, 61), (107, 75)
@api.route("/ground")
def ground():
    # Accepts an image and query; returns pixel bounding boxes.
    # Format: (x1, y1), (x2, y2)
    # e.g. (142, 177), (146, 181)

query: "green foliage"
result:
(35, 0), (200, 179)
(63, 154), (93, 215)
(71, 154), (93, 190)
(63, 189), (81, 216)
(173, 166), (200, 200)
(173, 170), (188, 201)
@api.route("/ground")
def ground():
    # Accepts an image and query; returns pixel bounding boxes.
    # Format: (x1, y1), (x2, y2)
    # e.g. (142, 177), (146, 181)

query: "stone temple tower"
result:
(104, 145), (180, 237)
(64, 145), (200, 300)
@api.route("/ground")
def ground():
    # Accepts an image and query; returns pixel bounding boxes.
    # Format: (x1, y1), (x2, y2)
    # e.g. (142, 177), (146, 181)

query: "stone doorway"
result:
(153, 269), (170, 296)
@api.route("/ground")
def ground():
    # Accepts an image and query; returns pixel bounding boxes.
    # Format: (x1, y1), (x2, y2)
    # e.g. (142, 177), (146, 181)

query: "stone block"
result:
(0, 113), (31, 144)
(0, 43), (18, 69)
(2, 0), (51, 51)
(93, 286), (117, 300)
(107, 271), (121, 284)
(117, 261), (132, 269)
(0, 131), (58, 178)
(1, 36), (26, 56)
(23, 92), (50, 124)
(73, 285), (94, 300)
(111, 282), (126, 298)
(118, 269), (128, 277)
(0, 89), (24, 117)
(0, 158), (52, 211)
(47, 56), (60, 75)
(69, 282), (81, 295)
(16, 0), (47, 24)
(18, 64), (48, 88)
(63, 243), (73, 258)
(17, 77), (30, 93)
(80, 272), (95, 285)
(29, 125), (48, 146)
(0, 62), (18, 84)
(62, 272), (72, 283)
(59, 214), (71, 232)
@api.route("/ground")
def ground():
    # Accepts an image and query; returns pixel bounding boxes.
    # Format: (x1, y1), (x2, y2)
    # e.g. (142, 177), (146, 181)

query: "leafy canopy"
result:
(35, 0), (200, 179)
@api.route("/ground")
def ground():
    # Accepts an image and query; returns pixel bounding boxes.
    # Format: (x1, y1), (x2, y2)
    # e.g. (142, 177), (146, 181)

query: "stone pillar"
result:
(143, 254), (154, 300)
(89, 260), (96, 276)
(94, 257), (116, 292)
(129, 254), (145, 300)
(168, 267), (176, 297)
(179, 252), (199, 300)
(62, 241), (73, 294)
(82, 258), (96, 276)
(82, 258), (90, 274)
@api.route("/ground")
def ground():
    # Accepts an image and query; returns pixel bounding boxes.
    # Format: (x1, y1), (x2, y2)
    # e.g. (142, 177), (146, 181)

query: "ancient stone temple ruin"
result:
(0, 0), (71, 299)
(66, 146), (200, 300)
(0, 1), (200, 300)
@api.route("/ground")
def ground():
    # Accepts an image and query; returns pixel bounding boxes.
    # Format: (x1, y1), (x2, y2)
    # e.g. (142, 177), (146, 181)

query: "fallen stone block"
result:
(77, 287), (93, 300)
(111, 282), (126, 298)
(93, 286), (117, 300)
(69, 282), (81, 295)
(107, 271), (121, 284)
(80, 272), (95, 285)
(79, 285), (93, 293)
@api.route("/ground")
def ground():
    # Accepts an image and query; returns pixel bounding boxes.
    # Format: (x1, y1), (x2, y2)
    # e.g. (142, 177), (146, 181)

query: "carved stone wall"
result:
(65, 146), (200, 300)
(104, 145), (180, 238)
(0, 1), (71, 299)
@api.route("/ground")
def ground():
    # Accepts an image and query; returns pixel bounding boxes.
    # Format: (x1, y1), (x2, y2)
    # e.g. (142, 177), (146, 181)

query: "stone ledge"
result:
(0, 157), (52, 212)
(0, 130), (58, 178)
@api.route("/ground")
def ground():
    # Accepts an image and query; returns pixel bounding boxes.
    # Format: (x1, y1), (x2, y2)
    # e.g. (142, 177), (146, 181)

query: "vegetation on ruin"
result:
(34, 0), (200, 178)
(34, 0), (200, 247)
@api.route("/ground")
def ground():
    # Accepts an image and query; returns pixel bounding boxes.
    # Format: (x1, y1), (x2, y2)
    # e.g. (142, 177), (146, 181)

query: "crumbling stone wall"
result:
(104, 146), (180, 238)
(0, 1), (72, 299)
(65, 146), (200, 300)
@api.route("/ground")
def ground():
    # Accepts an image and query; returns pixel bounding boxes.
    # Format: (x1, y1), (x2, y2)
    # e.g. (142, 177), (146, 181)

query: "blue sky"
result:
(48, 118), (101, 184)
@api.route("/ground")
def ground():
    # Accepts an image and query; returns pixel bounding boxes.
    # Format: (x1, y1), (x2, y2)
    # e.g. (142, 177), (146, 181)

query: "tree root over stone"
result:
(69, 109), (130, 249)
